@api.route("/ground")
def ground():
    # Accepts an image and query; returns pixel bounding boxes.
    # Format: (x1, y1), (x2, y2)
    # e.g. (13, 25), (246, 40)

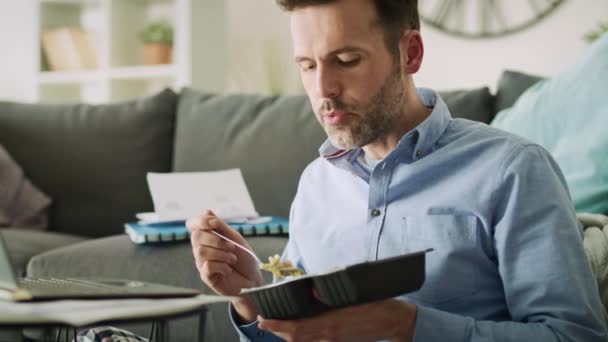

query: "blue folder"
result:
(125, 216), (289, 244)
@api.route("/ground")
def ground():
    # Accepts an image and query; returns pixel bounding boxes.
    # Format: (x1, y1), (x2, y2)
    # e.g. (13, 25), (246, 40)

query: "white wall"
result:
(225, 0), (301, 94)
(0, 1), (37, 102)
(225, 0), (608, 93)
(417, 0), (608, 91)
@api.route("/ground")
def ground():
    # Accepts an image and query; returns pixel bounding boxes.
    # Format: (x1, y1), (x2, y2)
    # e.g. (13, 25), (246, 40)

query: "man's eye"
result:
(299, 63), (316, 71)
(337, 56), (360, 67)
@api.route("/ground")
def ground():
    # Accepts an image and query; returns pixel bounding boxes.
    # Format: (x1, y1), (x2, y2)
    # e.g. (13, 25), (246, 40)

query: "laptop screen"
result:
(0, 233), (19, 290)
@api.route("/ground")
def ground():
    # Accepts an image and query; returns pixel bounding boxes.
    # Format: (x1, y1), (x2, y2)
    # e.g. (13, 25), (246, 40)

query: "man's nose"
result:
(315, 66), (340, 99)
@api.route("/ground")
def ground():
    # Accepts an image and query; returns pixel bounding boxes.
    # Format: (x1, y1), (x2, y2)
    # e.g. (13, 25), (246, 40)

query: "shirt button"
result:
(257, 331), (265, 337)
(371, 208), (381, 217)
(415, 150), (423, 158)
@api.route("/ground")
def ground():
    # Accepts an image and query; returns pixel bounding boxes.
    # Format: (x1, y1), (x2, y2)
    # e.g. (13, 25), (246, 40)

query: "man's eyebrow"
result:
(327, 46), (365, 55)
(294, 56), (312, 63)
(294, 46), (365, 63)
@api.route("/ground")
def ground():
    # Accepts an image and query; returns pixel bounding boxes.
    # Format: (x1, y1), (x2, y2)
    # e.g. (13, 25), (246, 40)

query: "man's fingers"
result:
(185, 210), (218, 230)
(186, 215), (209, 232)
(190, 229), (236, 252)
(259, 315), (328, 342)
(258, 317), (308, 342)
(186, 209), (219, 232)
(200, 261), (233, 286)
(186, 210), (239, 238)
(194, 245), (238, 265)
(258, 317), (293, 334)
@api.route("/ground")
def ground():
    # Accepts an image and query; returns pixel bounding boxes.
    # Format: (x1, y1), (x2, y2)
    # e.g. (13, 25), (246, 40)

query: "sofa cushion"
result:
(0, 89), (177, 237)
(491, 35), (608, 214)
(0, 229), (84, 278)
(173, 89), (326, 218)
(439, 87), (495, 124)
(0, 145), (51, 230)
(494, 70), (545, 112)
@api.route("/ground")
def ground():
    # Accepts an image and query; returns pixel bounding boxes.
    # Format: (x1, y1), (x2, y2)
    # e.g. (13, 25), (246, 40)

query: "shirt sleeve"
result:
(412, 144), (607, 341)
(228, 303), (285, 342)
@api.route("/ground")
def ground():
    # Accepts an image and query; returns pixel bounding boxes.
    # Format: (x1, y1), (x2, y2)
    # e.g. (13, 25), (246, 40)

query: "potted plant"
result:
(585, 22), (608, 43)
(139, 21), (174, 65)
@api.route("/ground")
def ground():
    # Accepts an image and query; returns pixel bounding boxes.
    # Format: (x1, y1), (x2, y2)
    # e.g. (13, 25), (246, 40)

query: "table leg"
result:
(56, 327), (77, 342)
(155, 320), (168, 342)
(54, 328), (61, 342)
(198, 309), (207, 342)
(40, 327), (56, 342)
(148, 322), (156, 341)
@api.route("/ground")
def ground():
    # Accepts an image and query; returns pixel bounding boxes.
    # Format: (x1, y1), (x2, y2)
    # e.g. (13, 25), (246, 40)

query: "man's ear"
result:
(398, 30), (424, 74)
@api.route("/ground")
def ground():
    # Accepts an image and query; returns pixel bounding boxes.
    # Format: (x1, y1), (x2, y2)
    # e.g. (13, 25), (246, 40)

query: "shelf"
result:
(38, 65), (175, 84)
(39, 0), (100, 6)
(27, 0), (223, 103)
(110, 64), (176, 80)
(38, 70), (104, 84)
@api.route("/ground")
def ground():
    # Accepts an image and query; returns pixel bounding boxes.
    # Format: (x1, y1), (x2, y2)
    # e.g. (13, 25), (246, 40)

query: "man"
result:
(188, 0), (607, 341)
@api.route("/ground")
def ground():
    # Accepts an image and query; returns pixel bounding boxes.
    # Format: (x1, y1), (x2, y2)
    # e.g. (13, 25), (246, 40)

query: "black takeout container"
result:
(240, 248), (431, 320)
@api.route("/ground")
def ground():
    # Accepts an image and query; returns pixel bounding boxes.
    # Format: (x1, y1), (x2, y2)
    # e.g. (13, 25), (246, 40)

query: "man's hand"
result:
(187, 209), (265, 322)
(257, 299), (417, 342)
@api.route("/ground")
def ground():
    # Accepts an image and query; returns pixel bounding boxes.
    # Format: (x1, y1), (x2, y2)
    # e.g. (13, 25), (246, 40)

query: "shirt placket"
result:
(367, 158), (392, 260)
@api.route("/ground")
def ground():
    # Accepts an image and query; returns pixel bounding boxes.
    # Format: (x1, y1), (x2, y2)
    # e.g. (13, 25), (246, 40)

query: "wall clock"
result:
(418, 0), (566, 39)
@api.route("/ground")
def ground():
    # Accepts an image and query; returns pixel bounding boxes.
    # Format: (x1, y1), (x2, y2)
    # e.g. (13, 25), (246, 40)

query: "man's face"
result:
(290, 0), (405, 150)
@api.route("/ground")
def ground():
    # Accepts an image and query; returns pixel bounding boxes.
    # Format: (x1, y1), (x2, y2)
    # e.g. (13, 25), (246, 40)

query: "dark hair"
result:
(276, 0), (419, 54)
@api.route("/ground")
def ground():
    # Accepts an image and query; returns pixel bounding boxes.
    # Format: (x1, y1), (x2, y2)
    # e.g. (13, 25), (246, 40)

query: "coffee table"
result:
(0, 294), (228, 342)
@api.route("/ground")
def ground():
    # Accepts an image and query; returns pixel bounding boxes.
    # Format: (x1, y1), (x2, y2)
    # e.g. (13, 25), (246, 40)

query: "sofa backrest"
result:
(0, 90), (177, 238)
(494, 70), (544, 113)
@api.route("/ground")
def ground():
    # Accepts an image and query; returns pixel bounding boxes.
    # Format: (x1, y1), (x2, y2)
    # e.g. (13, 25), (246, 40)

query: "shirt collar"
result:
(319, 88), (452, 167)
(410, 88), (452, 160)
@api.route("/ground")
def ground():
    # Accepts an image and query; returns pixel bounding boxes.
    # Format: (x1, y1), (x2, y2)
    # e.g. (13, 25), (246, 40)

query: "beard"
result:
(317, 64), (406, 150)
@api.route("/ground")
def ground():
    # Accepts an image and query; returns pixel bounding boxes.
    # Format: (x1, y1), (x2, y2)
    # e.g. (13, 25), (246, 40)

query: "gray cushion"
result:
(0, 90), (177, 238)
(0, 229), (84, 277)
(174, 89), (326, 218)
(495, 70), (544, 112)
(439, 87), (495, 124)
(28, 235), (287, 342)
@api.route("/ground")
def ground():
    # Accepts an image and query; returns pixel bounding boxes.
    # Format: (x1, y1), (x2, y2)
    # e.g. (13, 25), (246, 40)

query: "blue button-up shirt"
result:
(233, 89), (607, 341)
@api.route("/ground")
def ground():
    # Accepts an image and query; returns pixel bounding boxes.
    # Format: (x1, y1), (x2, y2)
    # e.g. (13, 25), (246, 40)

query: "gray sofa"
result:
(0, 70), (542, 342)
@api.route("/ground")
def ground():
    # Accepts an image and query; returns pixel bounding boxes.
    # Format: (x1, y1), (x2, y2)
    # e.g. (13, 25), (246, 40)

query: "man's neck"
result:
(362, 89), (432, 160)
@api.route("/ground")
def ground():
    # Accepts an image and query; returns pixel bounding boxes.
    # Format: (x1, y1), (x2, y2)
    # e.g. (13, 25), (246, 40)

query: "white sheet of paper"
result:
(147, 169), (259, 221)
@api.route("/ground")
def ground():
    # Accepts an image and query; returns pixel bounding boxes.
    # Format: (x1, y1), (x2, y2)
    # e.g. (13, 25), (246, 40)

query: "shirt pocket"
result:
(402, 212), (481, 305)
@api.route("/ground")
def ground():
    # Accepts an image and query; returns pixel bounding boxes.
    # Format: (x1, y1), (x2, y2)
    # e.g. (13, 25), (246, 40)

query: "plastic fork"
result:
(209, 230), (263, 265)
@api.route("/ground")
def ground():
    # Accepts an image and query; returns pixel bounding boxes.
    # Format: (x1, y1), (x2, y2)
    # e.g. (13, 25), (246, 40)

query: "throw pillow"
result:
(491, 35), (608, 214)
(494, 70), (545, 112)
(439, 87), (495, 124)
(0, 145), (51, 230)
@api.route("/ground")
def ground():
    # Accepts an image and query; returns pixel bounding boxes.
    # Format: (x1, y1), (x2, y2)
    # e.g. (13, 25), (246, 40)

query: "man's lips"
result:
(323, 111), (353, 125)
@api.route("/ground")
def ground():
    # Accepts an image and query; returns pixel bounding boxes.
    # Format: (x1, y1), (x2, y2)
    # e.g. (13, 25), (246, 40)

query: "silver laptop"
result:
(0, 234), (200, 301)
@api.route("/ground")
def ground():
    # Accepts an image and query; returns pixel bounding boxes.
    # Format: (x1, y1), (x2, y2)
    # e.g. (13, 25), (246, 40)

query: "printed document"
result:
(146, 169), (259, 222)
